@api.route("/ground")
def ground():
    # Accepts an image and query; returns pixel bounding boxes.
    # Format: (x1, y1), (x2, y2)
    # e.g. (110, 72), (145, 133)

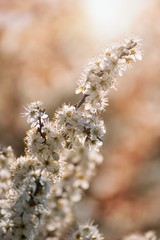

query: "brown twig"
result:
(75, 94), (88, 110)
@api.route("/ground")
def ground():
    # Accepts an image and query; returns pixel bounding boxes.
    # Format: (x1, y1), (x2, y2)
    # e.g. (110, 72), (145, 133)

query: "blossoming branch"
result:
(0, 37), (142, 240)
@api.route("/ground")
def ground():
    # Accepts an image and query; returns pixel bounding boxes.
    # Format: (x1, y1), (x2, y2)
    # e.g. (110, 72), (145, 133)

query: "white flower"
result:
(84, 90), (108, 113)
(55, 104), (78, 128)
(70, 222), (104, 240)
(22, 101), (48, 127)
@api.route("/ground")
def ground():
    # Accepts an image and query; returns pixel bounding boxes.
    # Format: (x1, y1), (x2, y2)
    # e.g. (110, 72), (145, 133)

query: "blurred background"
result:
(0, 0), (160, 239)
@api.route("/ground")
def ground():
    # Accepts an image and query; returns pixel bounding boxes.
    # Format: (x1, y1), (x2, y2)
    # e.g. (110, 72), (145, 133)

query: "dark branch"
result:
(75, 94), (88, 110)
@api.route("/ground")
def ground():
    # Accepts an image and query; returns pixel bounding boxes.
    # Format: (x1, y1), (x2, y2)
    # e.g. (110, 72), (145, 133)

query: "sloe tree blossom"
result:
(0, 37), (142, 240)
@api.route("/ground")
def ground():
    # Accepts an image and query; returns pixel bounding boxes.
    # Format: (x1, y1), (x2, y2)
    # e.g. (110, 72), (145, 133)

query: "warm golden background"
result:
(0, 0), (160, 239)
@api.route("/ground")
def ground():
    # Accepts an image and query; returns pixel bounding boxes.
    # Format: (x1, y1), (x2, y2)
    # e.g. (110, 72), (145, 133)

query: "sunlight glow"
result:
(83, 0), (153, 40)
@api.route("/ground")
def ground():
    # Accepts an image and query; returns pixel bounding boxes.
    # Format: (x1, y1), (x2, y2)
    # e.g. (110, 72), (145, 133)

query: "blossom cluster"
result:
(0, 103), (64, 239)
(0, 37), (142, 240)
(24, 101), (64, 182)
(35, 148), (103, 240)
(55, 104), (106, 151)
(76, 38), (142, 113)
(0, 166), (49, 240)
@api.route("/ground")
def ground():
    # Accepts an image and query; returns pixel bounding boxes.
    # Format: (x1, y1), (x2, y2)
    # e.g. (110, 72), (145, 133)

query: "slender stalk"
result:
(75, 94), (88, 110)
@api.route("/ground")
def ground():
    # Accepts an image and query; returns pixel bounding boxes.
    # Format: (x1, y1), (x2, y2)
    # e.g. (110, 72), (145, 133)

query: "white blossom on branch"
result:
(0, 36), (142, 240)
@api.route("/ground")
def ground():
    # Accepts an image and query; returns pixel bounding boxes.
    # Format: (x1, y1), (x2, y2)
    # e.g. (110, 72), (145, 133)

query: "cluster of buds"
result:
(0, 37), (142, 240)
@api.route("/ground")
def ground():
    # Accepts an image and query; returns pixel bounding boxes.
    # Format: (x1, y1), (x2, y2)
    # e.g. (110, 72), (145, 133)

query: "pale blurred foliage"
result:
(0, 0), (160, 240)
